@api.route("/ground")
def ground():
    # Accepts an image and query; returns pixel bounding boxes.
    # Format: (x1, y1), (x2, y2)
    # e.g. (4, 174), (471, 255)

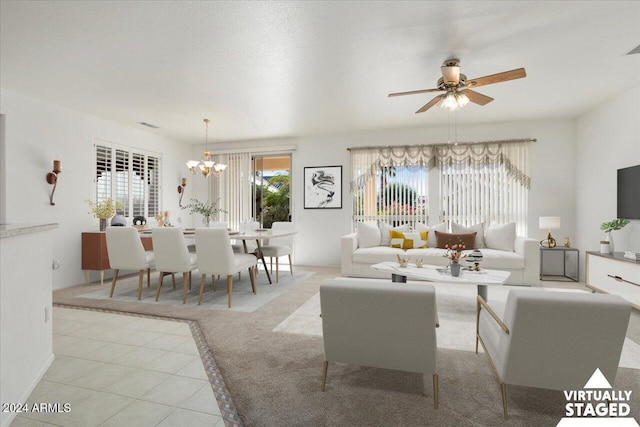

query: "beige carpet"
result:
(54, 266), (640, 426)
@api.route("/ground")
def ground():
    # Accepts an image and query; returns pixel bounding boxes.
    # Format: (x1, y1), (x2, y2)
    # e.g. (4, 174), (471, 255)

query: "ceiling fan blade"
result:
(466, 68), (526, 88)
(388, 88), (442, 97)
(415, 95), (443, 113)
(464, 89), (494, 106)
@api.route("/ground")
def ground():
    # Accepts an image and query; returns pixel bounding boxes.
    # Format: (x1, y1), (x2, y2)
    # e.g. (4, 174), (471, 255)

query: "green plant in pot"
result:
(600, 218), (629, 253)
(181, 198), (226, 226)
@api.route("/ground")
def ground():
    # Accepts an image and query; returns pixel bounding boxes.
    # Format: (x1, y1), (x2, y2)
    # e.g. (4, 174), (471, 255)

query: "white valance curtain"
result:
(211, 152), (252, 229)
(350, 140), (531, 191)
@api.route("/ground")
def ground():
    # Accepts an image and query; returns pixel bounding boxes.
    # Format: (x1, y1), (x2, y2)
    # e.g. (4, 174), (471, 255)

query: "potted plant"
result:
(85, 198), (123, 231)
(181, 198), (226, 226)
(443, 241), (468, 277)
(600, 218), (630, 253)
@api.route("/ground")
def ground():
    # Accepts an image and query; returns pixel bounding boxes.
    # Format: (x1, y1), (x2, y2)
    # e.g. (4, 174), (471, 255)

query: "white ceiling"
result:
(1, 1), (639, 144)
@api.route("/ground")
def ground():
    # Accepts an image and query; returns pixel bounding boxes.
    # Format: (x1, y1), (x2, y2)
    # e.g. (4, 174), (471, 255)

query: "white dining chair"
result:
(106, 227), (155, 300)
(260, 221), (294, 283)
(152, 227), (198, 304)
(209, 221), (228, 229)
(195, 228), (258, 307)
(232, 221), (260, 254)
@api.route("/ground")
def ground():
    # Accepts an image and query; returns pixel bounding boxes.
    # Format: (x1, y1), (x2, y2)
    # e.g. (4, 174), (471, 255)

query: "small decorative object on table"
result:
(181, 198), (226, 227)
(85, 198), (122, 231)
(564, 237), (571, 248)
(466, 249), (483, 271)
(444, 241), (467, 277)
(450, 260), (461, 277)
(155, 211), (170, 227)
(396, 254), (408, 268)
(133, 216), (147, 230)
(415, 258), (424, 268)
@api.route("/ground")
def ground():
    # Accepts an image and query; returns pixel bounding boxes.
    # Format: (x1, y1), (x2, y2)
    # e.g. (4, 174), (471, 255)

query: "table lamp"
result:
(539, 216), (560, 248)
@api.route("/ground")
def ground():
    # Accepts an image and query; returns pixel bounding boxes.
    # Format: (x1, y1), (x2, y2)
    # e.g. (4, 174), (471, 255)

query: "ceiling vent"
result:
(138, 122), (159, 129)
(627, 44), (640, 55)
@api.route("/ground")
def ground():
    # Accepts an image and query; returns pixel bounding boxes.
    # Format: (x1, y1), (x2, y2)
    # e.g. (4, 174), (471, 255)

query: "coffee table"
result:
(371, 261), (511, 300)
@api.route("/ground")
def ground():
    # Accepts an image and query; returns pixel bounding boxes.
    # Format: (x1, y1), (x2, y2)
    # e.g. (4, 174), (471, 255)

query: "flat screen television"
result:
(617, 165), (640, 220)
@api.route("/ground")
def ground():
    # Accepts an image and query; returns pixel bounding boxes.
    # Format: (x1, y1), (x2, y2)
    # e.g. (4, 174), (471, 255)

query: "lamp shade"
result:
(539, 216), (561, 230)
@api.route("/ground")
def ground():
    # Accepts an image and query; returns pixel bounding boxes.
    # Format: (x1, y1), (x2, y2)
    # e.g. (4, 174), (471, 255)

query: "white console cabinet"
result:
(586, 251), (640, 310)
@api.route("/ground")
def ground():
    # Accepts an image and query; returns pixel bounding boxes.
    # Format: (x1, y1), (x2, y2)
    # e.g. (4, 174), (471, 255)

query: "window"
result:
(353, 164), (428, 226)
(95, 141), (161, 219)
(350, 141), (530, 234)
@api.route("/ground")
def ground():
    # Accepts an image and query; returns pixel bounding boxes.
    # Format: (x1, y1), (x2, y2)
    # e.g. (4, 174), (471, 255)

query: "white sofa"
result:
(341, 222), (540, 285)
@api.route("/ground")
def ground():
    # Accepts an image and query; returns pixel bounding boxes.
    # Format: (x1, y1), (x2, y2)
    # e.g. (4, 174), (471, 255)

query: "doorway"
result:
(252, 155), (291, 228)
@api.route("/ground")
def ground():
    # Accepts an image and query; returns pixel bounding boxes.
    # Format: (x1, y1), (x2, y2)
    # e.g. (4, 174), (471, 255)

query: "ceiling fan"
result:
(388, 59), (526, 113)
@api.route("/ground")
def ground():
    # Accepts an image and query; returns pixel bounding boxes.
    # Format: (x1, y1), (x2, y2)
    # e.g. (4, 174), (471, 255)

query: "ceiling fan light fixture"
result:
(440, 91), (460, 111)
(441, 65), (460, 85)
(456, 92), (470, 107)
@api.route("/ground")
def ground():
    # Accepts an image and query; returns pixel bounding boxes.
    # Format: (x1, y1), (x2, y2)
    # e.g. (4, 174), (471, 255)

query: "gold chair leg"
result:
(137, 270), (144, 300)
(321, 361), (329, 391)
(227, 275), (233, 308)
(155, 272), (164, 301)
(276, 258), (279, 283)
(475, 298), (481, 354)
(211, 274), (217, 291)
(171, 273), (176, 289)
(433, 374), (439, 409)
(198, 274), (206, 305)
(182, 272), (189, 304)
(501, 383), (508, 419)
(109, 269), (119, 298)
(147, 268), (151, 287)
(288, 254), (293, 276)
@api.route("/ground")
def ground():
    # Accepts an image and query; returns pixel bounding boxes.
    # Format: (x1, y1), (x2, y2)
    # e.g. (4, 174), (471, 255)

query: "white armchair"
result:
(320, 278), (440, 408)
(105, 227), (154, 300)
(476, 289), (631, 418)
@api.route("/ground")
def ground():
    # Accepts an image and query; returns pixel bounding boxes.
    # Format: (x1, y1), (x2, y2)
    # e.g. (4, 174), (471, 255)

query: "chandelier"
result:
(186, 119), (227, 178)
(439, 89), (470, 111)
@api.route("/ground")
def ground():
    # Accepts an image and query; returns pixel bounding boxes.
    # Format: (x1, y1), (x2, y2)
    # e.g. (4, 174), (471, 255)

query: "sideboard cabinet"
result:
(586, 251), (640, 310)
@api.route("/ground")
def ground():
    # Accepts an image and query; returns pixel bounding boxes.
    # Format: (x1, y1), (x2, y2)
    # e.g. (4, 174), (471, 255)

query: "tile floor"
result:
(12, 307), (224, 427)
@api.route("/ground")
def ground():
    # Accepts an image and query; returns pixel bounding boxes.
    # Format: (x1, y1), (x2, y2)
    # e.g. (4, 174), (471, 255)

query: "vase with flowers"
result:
(181, 198), (227, 226)
(444, 241), (467, 277)
(85, 198), (123, 231)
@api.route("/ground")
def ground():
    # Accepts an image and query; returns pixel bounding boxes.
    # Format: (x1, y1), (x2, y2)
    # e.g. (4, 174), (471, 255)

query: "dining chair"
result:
(209, 221), (228, 229)
(152, 227), (198, 304)
(260, 221), (294, 283)
(105, 227), (155, 300)
(195, 228), (258, 307)
(232, 221), (260, 254)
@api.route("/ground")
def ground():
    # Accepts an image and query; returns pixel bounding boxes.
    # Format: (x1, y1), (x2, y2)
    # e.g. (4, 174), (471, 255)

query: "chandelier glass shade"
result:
(186, 119), (227, 178)
(439, 90), (470, 111)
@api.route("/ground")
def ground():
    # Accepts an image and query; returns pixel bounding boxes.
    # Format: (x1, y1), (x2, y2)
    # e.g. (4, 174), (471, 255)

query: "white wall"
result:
(0, 90), (193, 289)
(575, 85), (640, 276)
(1, 227), (55, 427)
(204, 118), (576, 267)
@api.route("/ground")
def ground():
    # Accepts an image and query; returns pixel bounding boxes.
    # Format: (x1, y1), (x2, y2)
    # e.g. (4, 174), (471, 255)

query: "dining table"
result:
(139, 227), (297, 285)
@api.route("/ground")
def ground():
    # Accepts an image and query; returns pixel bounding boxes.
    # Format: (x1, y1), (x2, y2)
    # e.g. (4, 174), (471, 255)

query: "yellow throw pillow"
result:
(389, 230), (428, 249)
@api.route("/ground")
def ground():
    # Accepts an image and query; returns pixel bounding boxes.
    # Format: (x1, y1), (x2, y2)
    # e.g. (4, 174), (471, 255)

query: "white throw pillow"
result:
(379, 222), (411, 246)
(452, 222), (485, 248)
(485, 222), (516, 252)
(357, 222), (381, 248)
(415, 222), (447, 248)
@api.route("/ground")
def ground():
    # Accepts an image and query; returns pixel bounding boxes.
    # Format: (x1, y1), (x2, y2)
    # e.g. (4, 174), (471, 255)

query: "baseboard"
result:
(1, 353), (55, 427)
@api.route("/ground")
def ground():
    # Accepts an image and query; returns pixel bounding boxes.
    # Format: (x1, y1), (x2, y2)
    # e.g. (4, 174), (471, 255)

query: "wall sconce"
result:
(46, 158), (62, 205)
(177, 178), (186, 207)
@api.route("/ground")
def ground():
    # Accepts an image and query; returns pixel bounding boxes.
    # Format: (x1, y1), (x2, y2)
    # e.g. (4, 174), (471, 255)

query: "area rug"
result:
(273, 281), (640, 370)
(54, 268), (640, 426)
(77, 269), (314, 312)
